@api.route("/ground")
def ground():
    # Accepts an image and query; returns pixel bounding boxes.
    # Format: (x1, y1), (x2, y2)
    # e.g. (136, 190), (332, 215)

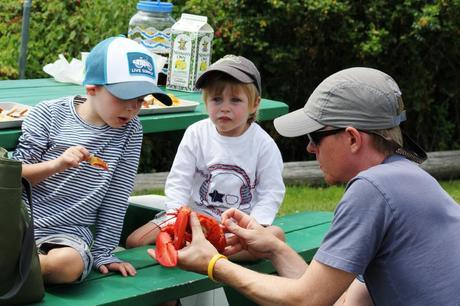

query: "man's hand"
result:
(98, 262), (136, 277)
(147, 212), (219, 275)
(222, 208), (281, 259)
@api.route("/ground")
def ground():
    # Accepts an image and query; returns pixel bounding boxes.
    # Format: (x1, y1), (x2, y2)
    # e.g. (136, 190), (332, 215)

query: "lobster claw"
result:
(154, 226), (178, 267)
(173, 206), (191, 250)
(154, 206), (226, 268)
(155, 207), (191, 267)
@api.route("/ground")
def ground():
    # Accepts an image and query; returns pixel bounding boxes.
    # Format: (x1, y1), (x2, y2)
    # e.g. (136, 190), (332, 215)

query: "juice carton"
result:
(166, 13), (214, 92)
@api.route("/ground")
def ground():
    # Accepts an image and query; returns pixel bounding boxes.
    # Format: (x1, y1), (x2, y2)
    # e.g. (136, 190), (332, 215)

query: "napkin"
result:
(43, 52), (88, 85)
(43, 52), (168, 86)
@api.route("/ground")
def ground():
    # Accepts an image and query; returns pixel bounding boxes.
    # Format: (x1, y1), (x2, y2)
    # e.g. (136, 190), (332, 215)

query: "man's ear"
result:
(85, 84), (97, 96)
(345, 127), (362, 153)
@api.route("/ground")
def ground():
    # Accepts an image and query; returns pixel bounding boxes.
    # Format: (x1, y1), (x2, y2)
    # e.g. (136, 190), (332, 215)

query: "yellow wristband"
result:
(207, 254), (227, 282)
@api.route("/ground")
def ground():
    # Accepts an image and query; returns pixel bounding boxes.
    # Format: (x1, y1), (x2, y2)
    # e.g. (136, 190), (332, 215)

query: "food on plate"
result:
(0, 105), (29, 121)
(142, 93), (181, 108)
(142, 94), (164, 107)
(167, 93), (181, 106)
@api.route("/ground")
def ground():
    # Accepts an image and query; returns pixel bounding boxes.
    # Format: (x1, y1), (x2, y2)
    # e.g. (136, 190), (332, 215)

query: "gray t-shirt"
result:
(314, 155), (460, 305)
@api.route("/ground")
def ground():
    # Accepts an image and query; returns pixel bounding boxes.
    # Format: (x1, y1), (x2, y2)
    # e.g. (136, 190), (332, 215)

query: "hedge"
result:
(1, 0), (459, 171)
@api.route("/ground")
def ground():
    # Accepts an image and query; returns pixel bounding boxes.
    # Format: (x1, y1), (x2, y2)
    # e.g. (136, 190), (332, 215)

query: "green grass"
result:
(278, 184), (345, 215)
(279, 179), (460, 216)
(134, 180), (460, 216)
(440, 180), (460, 203)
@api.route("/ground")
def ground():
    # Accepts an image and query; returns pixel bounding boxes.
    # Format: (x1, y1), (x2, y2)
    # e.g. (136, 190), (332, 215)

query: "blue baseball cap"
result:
(83, 36), (171, 105)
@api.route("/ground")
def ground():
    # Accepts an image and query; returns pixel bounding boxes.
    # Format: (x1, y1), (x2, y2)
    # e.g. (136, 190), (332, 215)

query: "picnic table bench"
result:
(28, 203), (333, 306)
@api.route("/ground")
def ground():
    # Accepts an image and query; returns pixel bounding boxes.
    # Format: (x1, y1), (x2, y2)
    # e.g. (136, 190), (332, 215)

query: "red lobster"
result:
(155, 206), (226, 267)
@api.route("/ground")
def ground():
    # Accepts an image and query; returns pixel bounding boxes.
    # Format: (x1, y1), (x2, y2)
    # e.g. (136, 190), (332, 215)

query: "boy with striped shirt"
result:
(13, 36), (171, 284)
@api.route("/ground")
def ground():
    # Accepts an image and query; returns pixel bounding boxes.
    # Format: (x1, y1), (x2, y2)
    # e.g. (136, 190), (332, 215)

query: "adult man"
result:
(148, 67), (460, 305)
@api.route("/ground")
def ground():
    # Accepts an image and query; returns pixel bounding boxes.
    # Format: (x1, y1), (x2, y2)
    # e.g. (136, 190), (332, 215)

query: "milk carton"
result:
(166, 13), (213, 92)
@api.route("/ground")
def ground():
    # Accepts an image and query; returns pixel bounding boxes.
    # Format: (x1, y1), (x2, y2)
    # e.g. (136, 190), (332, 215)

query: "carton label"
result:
(169, 33), (193, 87)
(196, 34), (212, 78)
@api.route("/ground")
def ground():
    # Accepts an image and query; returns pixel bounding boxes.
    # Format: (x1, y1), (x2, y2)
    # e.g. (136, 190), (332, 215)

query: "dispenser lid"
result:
(137, 1), (173, 13)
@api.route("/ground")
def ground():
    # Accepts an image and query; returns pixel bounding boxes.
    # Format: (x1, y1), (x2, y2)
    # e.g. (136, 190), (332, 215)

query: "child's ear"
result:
(253, 96), (261, 110)
(85, 85), (97, 96)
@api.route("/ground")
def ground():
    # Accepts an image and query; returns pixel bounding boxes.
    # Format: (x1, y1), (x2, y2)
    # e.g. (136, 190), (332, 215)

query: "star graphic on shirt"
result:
(209, 189), (224, 203)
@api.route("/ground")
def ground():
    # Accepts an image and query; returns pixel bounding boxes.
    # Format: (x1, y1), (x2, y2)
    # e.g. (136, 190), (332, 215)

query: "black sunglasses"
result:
(307, 128), (346, 146)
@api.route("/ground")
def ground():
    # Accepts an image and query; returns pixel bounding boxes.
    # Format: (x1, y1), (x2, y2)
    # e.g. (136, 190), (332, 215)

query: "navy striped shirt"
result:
(13, 96), (142, 268)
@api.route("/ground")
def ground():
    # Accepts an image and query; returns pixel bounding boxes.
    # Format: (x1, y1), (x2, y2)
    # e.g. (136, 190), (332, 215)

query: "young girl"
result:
(126, 55), (285, 257)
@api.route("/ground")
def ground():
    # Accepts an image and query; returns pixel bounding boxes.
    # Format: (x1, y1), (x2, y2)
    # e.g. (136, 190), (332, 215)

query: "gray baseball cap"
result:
(195, 55), (262, 94)
(274, 67), (427, 163)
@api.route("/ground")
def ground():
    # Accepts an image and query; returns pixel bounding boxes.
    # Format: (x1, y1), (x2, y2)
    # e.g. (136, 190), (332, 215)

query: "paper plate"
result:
(139, 99), (199, 115)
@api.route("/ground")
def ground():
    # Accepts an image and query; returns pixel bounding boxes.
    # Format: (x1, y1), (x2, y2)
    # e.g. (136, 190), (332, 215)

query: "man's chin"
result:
(323, 175), (342, 186)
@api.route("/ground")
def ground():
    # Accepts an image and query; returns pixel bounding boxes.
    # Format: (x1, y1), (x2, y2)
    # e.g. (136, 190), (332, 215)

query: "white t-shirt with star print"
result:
(164, 118), (285, 224)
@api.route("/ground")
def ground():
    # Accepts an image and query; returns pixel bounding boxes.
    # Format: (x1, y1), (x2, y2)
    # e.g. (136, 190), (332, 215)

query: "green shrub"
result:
(0, 0), (140, 79)
(1, 0), (459, 171)
(183, 0), (460, 158)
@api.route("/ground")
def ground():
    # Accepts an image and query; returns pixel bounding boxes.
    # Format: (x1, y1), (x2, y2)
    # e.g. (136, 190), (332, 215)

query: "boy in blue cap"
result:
(13, 36), (171, 284)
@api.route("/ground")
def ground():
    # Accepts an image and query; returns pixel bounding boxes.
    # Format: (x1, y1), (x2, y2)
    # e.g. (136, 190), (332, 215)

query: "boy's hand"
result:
(98, 262), (136, 277)
(55, 145), (90, 172)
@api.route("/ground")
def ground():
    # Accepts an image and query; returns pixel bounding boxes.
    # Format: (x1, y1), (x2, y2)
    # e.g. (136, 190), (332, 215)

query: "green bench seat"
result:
(28, 205), (333, 306)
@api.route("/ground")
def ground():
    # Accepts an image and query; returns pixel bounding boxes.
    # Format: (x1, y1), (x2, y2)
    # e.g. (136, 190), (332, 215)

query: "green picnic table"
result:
(27, 202), (333, 306)
(0, 78), (289, 150)
(0, 78), (331, 305)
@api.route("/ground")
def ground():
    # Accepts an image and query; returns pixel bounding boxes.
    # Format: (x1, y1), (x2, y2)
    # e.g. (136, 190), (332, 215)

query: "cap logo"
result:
(127, 52), (155, 79)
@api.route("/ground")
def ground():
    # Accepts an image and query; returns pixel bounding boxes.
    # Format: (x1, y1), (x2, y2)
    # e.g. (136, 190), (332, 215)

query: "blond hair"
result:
(367, 127), (403, 156)
(367, 96), (405, 156)
(201, 73), (260, 123)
